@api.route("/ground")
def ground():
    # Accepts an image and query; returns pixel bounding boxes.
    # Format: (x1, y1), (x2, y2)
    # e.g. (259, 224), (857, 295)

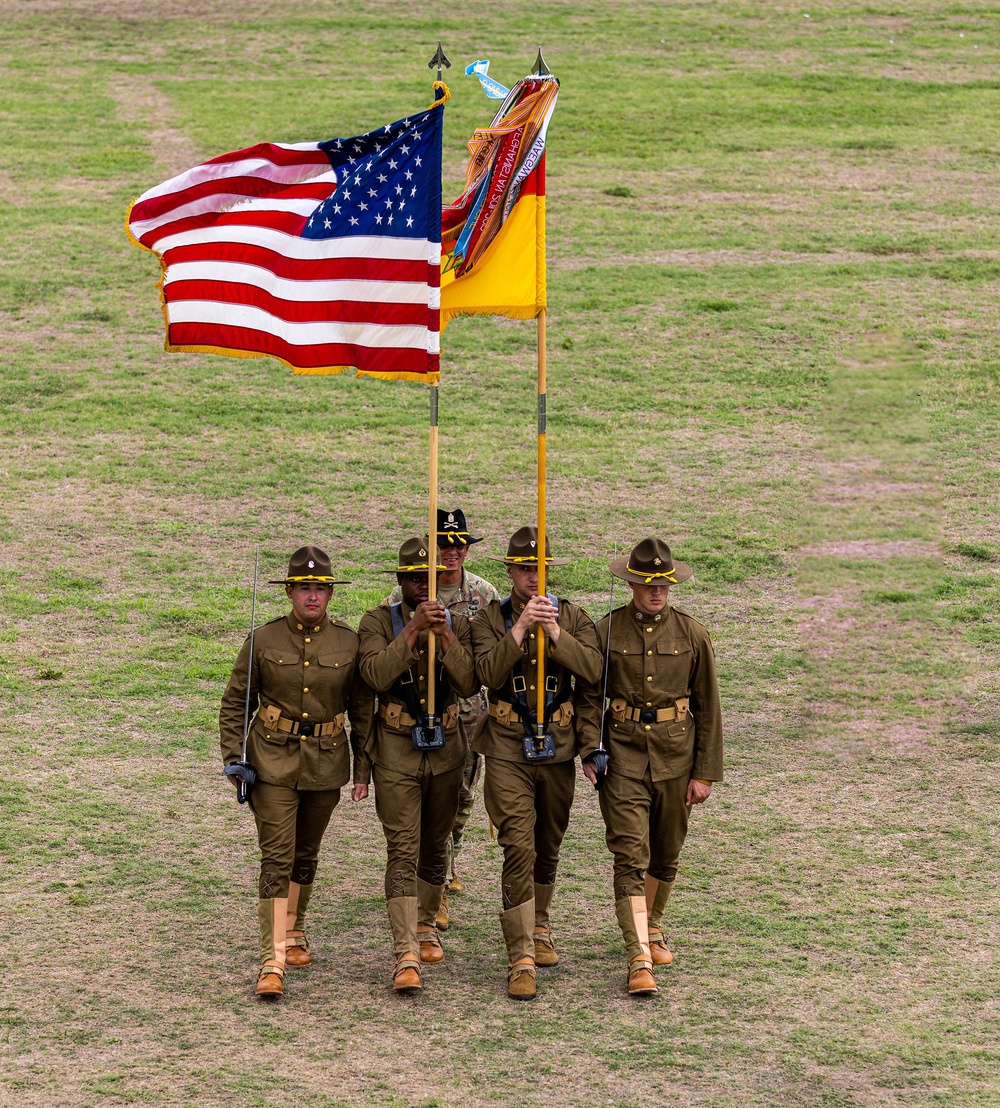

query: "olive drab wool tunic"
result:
(471, 596), (603, 764)
(589, 602), (723, 783)
(357, 602), (478, 775)
(220, 613), (375, 790)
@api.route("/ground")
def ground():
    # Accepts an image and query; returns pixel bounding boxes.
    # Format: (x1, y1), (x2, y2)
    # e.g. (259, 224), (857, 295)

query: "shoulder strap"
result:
(389, 602), (405, 639)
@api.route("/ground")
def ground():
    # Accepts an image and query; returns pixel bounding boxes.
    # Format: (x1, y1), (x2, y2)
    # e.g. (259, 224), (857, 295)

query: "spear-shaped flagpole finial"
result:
(532, 47), (550, 76)
(428, 41), (451, 83)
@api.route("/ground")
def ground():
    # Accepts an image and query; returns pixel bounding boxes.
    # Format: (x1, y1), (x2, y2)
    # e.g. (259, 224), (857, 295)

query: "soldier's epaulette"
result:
(604, 603), (629, 621)
(262, 615), (286, 628)
(330, 617), (357, 634)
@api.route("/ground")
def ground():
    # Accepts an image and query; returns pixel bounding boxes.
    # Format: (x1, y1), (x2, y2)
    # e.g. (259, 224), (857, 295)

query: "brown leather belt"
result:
(611, 697), (689, 724)
(261, 705), (344, 738)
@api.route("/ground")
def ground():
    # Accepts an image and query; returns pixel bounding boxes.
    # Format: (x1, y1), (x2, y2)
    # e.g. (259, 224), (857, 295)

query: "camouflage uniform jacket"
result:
(384, 568), (499, 723)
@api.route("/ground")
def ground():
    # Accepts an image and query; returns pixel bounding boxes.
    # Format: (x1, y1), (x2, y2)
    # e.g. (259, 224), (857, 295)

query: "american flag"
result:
(126, 105), (444, 381)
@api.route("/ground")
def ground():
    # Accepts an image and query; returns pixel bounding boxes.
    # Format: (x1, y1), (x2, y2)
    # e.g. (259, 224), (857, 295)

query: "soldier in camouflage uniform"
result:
(220, 546), (374, 999)
(384, 509), (499, 928)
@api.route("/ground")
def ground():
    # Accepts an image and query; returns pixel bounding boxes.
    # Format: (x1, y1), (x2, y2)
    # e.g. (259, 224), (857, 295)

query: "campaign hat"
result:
(610, 537), (692, 586)
(385, 536), (447, 574)
(437, 508), (484, 546)
(493, 525), (570, 566)
(269, 545), (350, 585)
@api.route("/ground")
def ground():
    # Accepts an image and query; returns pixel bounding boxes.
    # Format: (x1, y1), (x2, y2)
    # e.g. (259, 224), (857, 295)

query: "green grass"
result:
(1, 1), (999, 1106)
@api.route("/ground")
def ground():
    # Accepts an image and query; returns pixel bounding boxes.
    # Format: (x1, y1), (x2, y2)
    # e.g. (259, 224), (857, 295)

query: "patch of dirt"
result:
(797, 539), (941, 559)
(109, 75), (200, 179)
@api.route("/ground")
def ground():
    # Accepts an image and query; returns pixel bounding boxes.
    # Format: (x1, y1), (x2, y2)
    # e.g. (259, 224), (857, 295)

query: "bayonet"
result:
(223, 547), (259, 804)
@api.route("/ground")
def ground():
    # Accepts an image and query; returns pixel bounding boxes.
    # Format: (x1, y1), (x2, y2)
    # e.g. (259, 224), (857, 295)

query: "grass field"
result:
(1, 1), (999, 1105)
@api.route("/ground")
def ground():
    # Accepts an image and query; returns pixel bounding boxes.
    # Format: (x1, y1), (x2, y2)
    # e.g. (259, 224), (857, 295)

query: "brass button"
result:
(530, 685), (535, 691)
(332, 742), (337, 747)
(531, 658), (536, 666)
(334, 663), (339, 667)
(645, 725), (651, 731)
(530, 634), (535, 640)
(673, 650), (678, 654)
(297, 623), (303, 630)
(303, 687), (309, 693)
(302, 712), (309, 719)
(647, 650), (652, 656)
(419, 675), (426, 682)
(304, 661), (310, 667)
(646, 627), (652, 633)
(622, 649), (628, 654)
(419, 649), (425, 655)
(313, 626), (319, 632)
(305, 637), (311, 643)
(646, 676), (652, 682)
(646, 702), (652, 707)
(420, 698), (426, 705)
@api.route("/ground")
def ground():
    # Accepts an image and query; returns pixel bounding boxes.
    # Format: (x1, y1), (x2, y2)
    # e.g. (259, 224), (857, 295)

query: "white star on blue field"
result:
(304, 108), (443, 241)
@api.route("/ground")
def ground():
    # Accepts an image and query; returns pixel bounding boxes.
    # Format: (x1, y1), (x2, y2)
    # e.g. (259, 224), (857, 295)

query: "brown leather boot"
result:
(533, 928), (559, 967)
(256, 896), (288, 999)
(255, 965), (284, 998)
(392, 959), (421, 993)
(648, 928), (674, 966)
(645, 875), (675, 967)
(500, 900), (537, 1000)
(628, 956), (657, 996)
(387, 896), (421, 993)
(507, 957), (537, 1000)
(417, 927), (445, 964)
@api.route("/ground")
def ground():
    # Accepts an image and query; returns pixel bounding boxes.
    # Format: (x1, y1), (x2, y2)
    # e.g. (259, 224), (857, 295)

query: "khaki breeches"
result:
(598, 768), (690, 899)
(483, 756), (576, 909)
(250, 781), (341, 898)
(373, 760), (464, 899)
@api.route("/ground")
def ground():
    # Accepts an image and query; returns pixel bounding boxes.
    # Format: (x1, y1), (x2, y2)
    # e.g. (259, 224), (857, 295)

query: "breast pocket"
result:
(656, 640), (693, 694)
(261, 648), (298, 684)
(317, 652), (354, 693)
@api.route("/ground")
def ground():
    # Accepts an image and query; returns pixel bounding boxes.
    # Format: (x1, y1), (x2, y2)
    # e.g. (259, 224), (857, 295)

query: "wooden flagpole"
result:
(533, 47), (552, 739)
(425, 42), (451, 728)
(536, 307), (548, 736)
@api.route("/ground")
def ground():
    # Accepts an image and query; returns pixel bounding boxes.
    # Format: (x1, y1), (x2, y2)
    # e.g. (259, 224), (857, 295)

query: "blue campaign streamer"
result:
(465, 58), (510, 100)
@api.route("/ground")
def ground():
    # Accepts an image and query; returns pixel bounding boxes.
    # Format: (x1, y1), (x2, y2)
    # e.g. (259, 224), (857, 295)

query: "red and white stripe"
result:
(128, 142), (440, 378)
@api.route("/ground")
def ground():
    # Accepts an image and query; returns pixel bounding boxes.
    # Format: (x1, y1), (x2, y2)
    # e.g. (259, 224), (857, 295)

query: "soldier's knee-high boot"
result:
(256, 897), (288, 998)
(387, 896), (421, 992)
(644, 874), (675, 966)
(284, 881), (313, 968)
(532, 882), (559, 967)
(615, 896), (657, 996)
(416, 878), (445, 964)
(500, 899), (536, 1000)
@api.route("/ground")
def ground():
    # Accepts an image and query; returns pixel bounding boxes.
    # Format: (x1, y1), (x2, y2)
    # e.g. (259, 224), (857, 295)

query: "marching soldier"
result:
(383, 508), (499, 928)
(581, 537), (723, 996)
(471, 526), (602, 1000)
(220, 546), (374, 999)
(358, 536), (478, 993)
